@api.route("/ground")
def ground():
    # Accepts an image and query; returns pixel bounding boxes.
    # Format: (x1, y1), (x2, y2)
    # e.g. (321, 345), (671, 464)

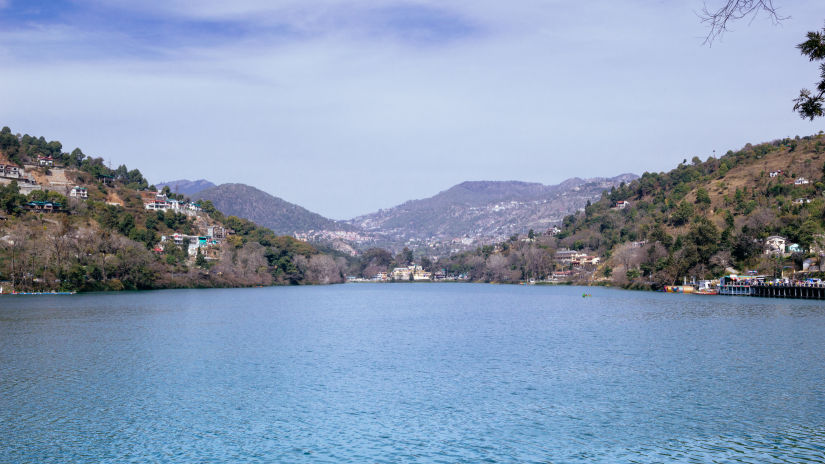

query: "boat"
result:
(664, 285), (695, 293)
(694, 280), (718, 295)
(4, 291), (76, 295)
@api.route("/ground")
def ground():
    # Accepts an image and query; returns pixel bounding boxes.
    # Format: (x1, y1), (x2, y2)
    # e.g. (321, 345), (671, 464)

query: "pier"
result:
(718, 284), (754, 296)
(718, 283), (825, 300)
(751, 283), (825, 300)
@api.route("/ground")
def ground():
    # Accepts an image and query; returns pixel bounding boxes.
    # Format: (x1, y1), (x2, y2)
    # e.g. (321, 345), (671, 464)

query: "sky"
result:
(1, 1), (825, 219)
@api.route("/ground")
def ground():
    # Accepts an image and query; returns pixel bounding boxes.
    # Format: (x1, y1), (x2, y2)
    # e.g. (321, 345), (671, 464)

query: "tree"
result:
(195, 248), (207, 268)
(397, 247), (414, 266)
(699, 2), (825, 120)
(671, 201), (694, 226)
(793, 25), (825, 120)
(699, 1), (785, 45)
(695, 187), (712, 205)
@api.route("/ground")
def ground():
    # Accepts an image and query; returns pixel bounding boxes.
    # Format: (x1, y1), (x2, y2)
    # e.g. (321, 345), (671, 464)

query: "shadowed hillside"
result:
(195, 183), (354, 236)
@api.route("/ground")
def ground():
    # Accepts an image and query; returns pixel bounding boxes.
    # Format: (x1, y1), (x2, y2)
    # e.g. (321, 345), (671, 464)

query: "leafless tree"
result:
(699, 0), (787, 45)
(306, 255), (344, 284)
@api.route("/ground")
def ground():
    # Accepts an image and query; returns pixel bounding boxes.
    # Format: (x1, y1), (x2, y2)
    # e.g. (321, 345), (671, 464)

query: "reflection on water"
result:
(1, 285), (824, 463)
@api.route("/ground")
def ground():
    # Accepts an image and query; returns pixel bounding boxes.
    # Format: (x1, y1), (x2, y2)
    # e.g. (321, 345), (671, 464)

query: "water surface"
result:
(1, 284), (824, 463)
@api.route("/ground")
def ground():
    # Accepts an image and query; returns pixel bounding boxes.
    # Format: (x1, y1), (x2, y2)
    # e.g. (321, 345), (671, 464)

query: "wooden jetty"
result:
(717, 275), (825, 299)
(751, 283), (825, 300)
(718, 282), (825, 300)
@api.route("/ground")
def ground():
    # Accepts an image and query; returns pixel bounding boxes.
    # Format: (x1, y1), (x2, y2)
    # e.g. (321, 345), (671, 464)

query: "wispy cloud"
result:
(2, 1), (825, 218)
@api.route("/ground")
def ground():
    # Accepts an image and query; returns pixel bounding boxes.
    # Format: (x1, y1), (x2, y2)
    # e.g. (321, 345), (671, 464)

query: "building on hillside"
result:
(575, 255), (601, 266)
(142, 192), (201, 216)
(788, 243), (804, 253)
(37, 155), (54, 167)
(0, 163), (21, 178)
(391, 264), (431, 281)
(187, 237), (209, 256)
(69, 186), (88, 199)
(769, 170), (783, 178)
(97, 174), (115, 185)
(551, 270), (573, 280)
(555, 249), (587, 264)
(144, 193), (169, 211)
(207, 225), (227, 239)
(391, 266), (411, 280)
(764, 235), (787, 255)
(793, 198), (811, 205)
(25, 201), (61, 213)
(810, 234), (825, 255)
(413, 268), (432, 281)
(547, 225), (562, 235)
(613, 200), (630, 209)
(794, 177), (810, 185)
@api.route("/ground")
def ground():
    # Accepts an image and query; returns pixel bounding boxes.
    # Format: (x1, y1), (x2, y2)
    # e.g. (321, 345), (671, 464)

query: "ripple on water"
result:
(0, 285), (824, 463)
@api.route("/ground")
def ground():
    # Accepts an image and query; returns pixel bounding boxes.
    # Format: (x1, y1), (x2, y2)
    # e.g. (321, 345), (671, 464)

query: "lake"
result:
(1, 284), (823, 463)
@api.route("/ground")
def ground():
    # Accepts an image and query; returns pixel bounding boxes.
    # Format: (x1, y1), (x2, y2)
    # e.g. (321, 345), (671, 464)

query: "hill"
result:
(555, 135), (825, 286)
(348, 175), (637, 249)
(194, 183), (354, 236)
(0, 126), (344, 292)
(155, 179), (215, 197)
(426, 135), (825, 286)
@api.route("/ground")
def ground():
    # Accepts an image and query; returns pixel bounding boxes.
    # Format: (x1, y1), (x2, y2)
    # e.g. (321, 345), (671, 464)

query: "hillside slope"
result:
(349, 175), (637, 244)
(557, 135), (825, 286)
(194, 183), (354, 235)
(0, 126), (343, 292)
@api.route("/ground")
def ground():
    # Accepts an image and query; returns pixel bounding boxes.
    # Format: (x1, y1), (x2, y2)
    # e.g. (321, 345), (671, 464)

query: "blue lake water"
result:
(1, 284), (824, 463)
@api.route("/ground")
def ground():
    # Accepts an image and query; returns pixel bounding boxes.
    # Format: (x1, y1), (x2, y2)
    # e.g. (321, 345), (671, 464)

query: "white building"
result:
(764, 236), (787, 255)
(69, 186), (88, 199)
(391, 265), (431, 281)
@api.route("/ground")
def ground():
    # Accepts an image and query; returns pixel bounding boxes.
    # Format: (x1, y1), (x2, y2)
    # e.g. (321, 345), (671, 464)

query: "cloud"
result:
(2, 0), (825, 218)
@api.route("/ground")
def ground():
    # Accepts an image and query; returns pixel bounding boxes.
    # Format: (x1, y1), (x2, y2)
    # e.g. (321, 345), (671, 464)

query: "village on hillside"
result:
(0, 156), (232, 264)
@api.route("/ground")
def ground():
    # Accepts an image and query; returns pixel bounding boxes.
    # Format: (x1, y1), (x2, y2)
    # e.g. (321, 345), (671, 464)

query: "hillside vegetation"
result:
(557, 134), (825, 286)
(195, 183), (353, 235)
(0, 127), (344, 292)
(348, 175), (637, 250)
(417, 134), (825, 287)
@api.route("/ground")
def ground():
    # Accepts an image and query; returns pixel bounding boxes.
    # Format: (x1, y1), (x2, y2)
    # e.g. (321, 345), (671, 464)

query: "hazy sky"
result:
(1, 1), (825, 219)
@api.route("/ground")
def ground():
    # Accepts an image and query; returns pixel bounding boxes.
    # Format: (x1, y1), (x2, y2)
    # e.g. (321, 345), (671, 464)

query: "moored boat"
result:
(665, 285), (695, 293)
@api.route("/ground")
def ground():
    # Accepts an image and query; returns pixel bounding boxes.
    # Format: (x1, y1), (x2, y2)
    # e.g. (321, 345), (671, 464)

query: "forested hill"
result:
(194, 183), (355, 235)
(0, 126), (345, 292)
(348, 175), (637, 244)
(557, 134), (825, 286)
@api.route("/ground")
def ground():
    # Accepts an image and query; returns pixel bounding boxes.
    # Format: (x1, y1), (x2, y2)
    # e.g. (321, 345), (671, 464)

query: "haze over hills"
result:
(348, 174), (638, 251)
(193, 183), (354, 236)
(177, 174), (637, 255)
(155, 179), (215, 197)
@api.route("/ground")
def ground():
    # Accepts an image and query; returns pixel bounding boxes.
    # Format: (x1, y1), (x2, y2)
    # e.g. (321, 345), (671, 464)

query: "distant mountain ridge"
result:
(156, 179), (215, 197)
(177, 175), (637, 253)
(348, 174), (638, 249)
(193, 183), (354, 235)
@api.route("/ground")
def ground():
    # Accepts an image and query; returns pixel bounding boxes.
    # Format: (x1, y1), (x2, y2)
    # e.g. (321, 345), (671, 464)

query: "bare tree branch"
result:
(699, 0), (788, 45)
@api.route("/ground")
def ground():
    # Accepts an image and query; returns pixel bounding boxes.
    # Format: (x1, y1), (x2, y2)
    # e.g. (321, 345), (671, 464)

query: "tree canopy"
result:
(700, 1), (825, 120)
